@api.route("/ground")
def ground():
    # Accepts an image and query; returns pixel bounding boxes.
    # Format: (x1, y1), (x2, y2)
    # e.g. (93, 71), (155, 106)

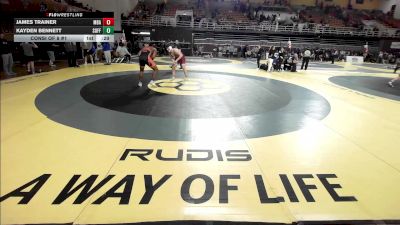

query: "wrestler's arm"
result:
(174, 50), (183, 63)
(151, 47), (157, 58)
(170, 50), (175, 62)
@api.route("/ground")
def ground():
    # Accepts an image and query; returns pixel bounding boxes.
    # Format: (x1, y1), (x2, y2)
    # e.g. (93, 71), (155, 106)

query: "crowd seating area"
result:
(162, 5), (186, 16)
(300, 5), (400, 29)
(128, 1), (155, 20)
(216, 10), (253, 25)
(299, 7), (345, 27)
(376, 11), (400, 29)
(126, 0), (400, 36)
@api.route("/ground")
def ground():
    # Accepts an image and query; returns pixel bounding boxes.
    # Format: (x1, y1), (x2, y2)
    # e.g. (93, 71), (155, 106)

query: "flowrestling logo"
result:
(148, 78), (230, 96)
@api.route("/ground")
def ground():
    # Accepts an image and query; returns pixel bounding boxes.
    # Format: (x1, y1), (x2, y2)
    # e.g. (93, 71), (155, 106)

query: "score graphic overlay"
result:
(14, 12), (114, 42)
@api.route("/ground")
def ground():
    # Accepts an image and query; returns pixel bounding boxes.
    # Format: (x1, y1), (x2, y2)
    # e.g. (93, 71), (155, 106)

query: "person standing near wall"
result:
(333, 49), (338, 64)
(95, 42), (103, 62)
(65, 42), (79, 67)
(291, 52), (298, 72)
(0, 33), (16, 76)
(45, 43), (58, 67)
(268, 46), (276, 72)
(256, 46), (263, 69)
(102, 42), (112, 65)
(21, 42), (38, 74)
(82, 42), (95, 65)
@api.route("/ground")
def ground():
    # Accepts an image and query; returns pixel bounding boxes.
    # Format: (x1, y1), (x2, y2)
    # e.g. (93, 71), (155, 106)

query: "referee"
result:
(301, 48), (311, 70)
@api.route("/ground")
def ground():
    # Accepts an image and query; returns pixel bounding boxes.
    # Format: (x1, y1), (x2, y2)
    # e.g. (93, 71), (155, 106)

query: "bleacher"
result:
(162, 5), (187, 16)
(298, 5), (400, 30)
(299, 7), (325, 24)
(129, 1), (156, 20)
(123, 0), (400, 39)
(193, 32), (379, 52)
(216, 10), (253, 25)
(326, 16), (345, 27)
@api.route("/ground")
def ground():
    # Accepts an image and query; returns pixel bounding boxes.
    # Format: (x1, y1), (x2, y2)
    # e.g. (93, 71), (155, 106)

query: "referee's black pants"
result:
(67, 51), (77, 67)
(301, 57), (310, 70)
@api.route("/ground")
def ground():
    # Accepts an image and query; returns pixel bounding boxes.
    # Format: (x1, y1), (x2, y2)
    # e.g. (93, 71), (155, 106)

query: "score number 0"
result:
(103, 18), (114, 26)
(102, 18), (114, 35)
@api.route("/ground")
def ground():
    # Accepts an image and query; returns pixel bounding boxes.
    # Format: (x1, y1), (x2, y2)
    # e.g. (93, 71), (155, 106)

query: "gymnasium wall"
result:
(380, 0), (400, 19)
(350, 0), (379, 10)
(151, 27), (193, 43)
(288, 0), (315, 6)
(235, 0), (399, 14)
(75, 0), (138, 31)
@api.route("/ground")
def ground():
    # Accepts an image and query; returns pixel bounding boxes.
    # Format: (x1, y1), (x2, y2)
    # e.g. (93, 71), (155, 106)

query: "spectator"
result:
(95, 42), (103, 62)
(268, 46), (276, 72)
(332, 49), (338, 64)
(82, 42), (95, 65)
(21, 42), (38, 74)
(65, 42), (79, 67)
(116, 42), (132, 63)
(44, 43), (58, 67)
(283, 56), (291, 70)
(0, 33), (16, 76)
(40, 1), (47, 12)
(256, 46), (263, 68)
(378, 51), (383, 63)
(102, 42), (112, 65)
(290, 52), (298, 72)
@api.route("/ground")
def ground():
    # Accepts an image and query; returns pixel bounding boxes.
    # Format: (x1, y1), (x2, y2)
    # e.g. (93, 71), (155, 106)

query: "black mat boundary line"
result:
(328, 76), (400, 101)
(20, 220), (400, 225)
